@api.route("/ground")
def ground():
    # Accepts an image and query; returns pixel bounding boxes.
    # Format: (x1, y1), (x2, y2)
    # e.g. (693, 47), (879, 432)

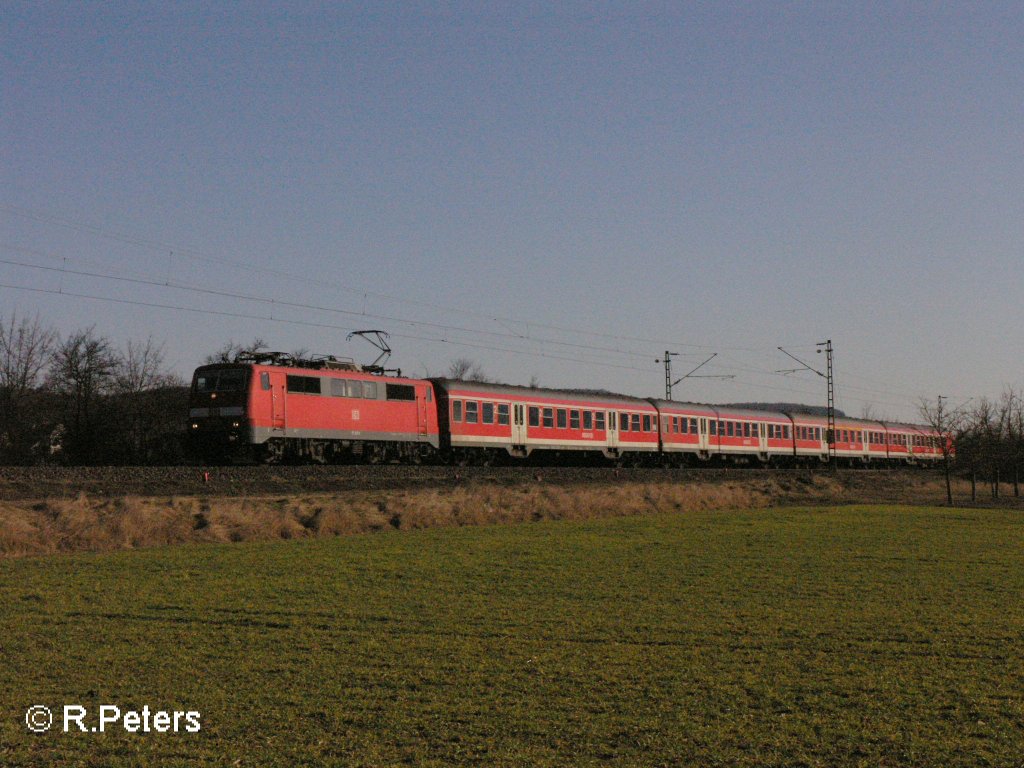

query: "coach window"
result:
(725, 422), (733, 437)
(363, 381), (378, 399)
(709, 420), (717, 436)
(595, 412), (605, 431)
(620, 413), (629, 431)
(570, 410), (580, 429)
(643, 414), (652, 432)
(542, 408), (554, 428)
(631, 414), (641, 432)
(452, 401), (463, 422)
(497, 404), (510, 425)
(556, 409), (567, 429)
(680, 418), (687, 435)
(528, 407), (540, 427)
(482, 402), (494, 424)
(583, 411), (593, 430)
(465, 401), (479, 424)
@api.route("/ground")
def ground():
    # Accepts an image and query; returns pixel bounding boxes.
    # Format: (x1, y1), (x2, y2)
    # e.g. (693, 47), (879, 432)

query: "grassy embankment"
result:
(0, 472), (979, 557)
(1, 504), (1022, 766)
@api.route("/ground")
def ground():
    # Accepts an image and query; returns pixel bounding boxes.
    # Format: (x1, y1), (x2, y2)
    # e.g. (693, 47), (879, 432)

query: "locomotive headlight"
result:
(232, 421), (240, 428)
(192, 423), (199, 429)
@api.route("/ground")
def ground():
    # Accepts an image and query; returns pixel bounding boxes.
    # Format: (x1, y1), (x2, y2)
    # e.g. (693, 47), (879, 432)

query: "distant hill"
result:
(720, 402), (846, 418)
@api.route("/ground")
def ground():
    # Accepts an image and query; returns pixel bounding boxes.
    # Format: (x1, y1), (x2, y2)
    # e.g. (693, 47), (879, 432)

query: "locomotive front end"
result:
(187, 364), (255, 461)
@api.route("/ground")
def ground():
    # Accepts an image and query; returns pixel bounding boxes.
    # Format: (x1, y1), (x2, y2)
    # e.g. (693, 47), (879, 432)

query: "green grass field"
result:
(2, 505), (1023, 767)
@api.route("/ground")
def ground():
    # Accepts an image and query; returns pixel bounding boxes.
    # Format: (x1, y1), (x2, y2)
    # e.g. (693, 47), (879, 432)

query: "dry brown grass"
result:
(0, 473), (997, 558)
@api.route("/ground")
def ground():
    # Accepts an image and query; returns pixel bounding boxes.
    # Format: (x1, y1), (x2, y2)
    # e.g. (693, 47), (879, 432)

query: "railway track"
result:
(0, 464), (931, 501)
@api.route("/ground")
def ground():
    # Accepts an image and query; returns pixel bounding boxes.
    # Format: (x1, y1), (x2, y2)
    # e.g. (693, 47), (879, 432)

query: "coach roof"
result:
(429, 378), (657, 408)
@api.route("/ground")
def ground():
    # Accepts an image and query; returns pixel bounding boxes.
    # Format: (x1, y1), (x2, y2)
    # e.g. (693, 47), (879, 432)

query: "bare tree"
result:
(116, 337), (179, 394)
(447, 357), (489, 382)
(999, 387), (1022, 498)
(48, 328), (119, 464)
(114, 338), (185, 463)
(0, 312), (57, 463)
(971, 397), (1007, 500)
(918, 395), (970, 505)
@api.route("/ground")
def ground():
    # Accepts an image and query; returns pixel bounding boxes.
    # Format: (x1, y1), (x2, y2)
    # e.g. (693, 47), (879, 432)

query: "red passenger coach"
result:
(650, 401), (717, 462)
(709, 406), (792, 464)
(881, 422), (942, 464)
(189, 359), (439, 463)
(431, 380), (660, 462)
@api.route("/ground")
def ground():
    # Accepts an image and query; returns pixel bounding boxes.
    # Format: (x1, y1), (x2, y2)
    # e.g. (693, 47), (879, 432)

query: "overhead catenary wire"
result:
(0, 207), (934, 414)
(0, 204), (763, 352)
(0, 248), (702, 365)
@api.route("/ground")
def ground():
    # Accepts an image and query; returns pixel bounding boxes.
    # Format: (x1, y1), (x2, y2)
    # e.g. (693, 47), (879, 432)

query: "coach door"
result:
(512, 403), (527, 446)
(607, 411), (619, 451)
(417, 387), (430, 437)
(698, 418), (709, 453)
(269, 371), (286, 431)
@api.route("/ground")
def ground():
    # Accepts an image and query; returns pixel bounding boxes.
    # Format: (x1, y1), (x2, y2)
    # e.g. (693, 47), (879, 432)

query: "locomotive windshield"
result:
(194, 369), (247, 393)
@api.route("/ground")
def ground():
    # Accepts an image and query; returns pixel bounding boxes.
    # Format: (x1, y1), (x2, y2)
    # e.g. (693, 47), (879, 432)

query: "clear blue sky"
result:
(3, 2), (1021, 420)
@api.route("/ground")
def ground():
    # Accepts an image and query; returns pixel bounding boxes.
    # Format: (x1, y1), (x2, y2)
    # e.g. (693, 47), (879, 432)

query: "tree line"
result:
(0, 313), (187, 465)
(919, 391), (1024, 503)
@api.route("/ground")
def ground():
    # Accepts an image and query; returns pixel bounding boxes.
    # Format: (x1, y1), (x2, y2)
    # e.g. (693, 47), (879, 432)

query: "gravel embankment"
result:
(0, 464), (962, 502)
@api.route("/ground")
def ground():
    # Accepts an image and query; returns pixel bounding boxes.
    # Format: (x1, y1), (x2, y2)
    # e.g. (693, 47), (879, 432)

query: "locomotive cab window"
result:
(260, 372), (271, 390)
(286, 375), (321, 394)
(385, 383), (416, 401)
(196, 369), (247, 393)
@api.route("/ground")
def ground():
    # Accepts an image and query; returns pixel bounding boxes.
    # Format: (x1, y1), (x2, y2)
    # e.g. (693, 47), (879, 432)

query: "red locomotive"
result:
(189, 353), (438, 464)
(188, 353), (946, 466)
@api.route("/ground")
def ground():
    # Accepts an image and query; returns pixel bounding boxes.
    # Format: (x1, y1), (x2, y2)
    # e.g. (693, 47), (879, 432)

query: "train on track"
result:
(188, 353), (945, 466)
